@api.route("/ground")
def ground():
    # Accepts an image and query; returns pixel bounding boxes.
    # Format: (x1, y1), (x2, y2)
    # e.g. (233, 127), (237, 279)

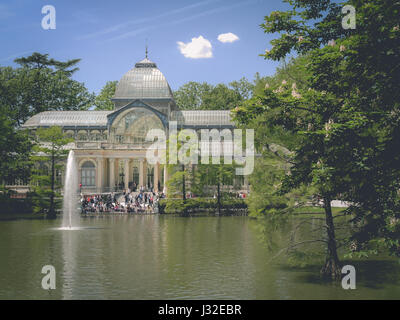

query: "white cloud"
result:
(217, 32), (239, 43)
(177, 35), (213, 59)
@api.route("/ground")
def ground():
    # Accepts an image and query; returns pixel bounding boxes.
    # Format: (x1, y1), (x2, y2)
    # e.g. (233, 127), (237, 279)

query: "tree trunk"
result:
(217, 181), (221, 215)
(321, 196), (341, 279)
(182, 164), (187, 215)
(182, 164), (186, 201)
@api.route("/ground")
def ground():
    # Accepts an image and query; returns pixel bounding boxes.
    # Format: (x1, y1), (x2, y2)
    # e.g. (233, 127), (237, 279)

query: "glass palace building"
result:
(21, 56), (247, 195)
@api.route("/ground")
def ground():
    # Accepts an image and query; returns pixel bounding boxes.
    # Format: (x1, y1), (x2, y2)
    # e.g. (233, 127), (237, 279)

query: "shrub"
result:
(158, 197), (247, 214)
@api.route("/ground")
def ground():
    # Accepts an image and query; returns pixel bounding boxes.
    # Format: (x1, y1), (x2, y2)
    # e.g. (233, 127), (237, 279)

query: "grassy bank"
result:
(159, 198), (247, 214)
(293, 206), (344, 215)
(159, 198), (346, 216)
(0, 196), (46, 220)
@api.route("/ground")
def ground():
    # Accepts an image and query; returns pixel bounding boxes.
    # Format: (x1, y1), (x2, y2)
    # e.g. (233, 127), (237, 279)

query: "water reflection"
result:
(0, 215), (398, 299)
(61, 228), (77, 299)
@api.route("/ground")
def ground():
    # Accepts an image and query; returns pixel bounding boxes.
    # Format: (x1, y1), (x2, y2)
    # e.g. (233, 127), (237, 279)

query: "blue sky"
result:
(0, 0), (291, 94)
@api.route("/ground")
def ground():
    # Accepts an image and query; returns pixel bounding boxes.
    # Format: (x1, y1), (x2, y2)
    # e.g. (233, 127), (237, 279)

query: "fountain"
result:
(62, 150), (79, 229)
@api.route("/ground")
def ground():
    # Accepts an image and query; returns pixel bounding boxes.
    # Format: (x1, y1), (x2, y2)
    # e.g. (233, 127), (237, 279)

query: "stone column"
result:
(115, 158), (120, 190)
(143, 160), (147, 189)
(96, 158), (104, 193)
(154, 162), (160, 192)
(124, 159), (130, 191)
(139, 159), (144, 189)
(109, 158), (115, 192)
(139, 159), (147, 189)
(163, 165), (168, 196)
(244, 176), (249, 192)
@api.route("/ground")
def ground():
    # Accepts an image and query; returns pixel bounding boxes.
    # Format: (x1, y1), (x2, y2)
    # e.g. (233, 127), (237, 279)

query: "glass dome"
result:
(113, 58), (173, 100)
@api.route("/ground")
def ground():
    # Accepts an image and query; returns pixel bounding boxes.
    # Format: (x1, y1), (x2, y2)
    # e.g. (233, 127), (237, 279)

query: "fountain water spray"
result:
(62, 150), (79, 229)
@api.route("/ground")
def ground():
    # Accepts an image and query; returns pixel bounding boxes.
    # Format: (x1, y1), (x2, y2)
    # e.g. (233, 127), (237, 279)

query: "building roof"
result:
(172, 110), (235, 127)
(113, 57), (174, 100)
(22, 109), (235, 128)
(22, 55), (235, 129)
(22, 111), (111, 128)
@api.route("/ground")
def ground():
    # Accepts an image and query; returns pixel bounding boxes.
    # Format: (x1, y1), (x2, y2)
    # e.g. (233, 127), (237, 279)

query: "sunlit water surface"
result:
(0, 215), (399, 299)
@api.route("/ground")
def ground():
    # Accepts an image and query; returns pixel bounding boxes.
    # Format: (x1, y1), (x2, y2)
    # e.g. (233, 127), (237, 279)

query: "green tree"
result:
(234, 0), (400, 278)
(229, 77), (254, 101)
(0, 112), (32, 187)
(166, 164), (190, 201)
(195, 161), (236, 214)
(31, 126), (72, 219)
(173, 82), (213, 110)
(173, 79), (253, 110)
(252, 56), (311, 96)
(165, 131), (196, 203)
(201, 83), (242, 110)
(0, 52), (95, 126)
(94, 81), (117, 110)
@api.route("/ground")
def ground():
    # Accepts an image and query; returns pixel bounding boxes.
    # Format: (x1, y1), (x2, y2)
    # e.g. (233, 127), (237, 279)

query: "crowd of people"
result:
(80, 189), (165, 214)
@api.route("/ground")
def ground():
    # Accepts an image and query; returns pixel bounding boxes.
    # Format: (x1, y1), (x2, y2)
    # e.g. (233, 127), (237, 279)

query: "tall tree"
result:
(229, 77), (254, 101)
(31, 126), (72, 219)
(201, 83), (242, 110)
(0, 52), (94, 126)
(234, 0), (400, 278)
(94, 81), (117, 110)
(0, 112), (32, 187)
(195, 161), (235, 214)
(173, 79), (253, 110)
(173, 82), (213, 110)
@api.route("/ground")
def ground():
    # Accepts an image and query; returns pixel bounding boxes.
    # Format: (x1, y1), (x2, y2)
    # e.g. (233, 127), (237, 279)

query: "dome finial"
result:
(145, 39), (148, 59)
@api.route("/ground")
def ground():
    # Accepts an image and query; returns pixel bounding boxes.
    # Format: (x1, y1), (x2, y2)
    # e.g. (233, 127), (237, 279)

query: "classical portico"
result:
(76, 153), (163, 193)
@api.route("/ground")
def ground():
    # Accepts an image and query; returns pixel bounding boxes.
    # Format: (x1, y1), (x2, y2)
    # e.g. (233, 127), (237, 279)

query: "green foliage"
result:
(94, 81), (117, 110)
(233, 56), (313, 220)
(252, 56), (311, 96)
(166, 164), (191, 199)
(159, 197), (247, 214)
(173, 78), (254, 110)
(30, 126), (72, 218)
(246, 156), (290, 218)
(234, 0), (400, 271)
(173, 82), (212, 110)
(0, 193), (34, 215)
(194, 161), (236, 193)
(229, 77), (254, 100)
(0, 52), (94, 126)
(0, 113), (33, 185)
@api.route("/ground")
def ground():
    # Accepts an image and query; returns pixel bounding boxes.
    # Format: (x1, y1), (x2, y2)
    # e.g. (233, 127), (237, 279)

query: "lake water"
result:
(0, 215), (399, 299)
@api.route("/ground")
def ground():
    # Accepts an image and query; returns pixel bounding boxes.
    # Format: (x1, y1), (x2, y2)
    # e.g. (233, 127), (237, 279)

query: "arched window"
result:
(77, 130), (88, 141)
(64, 130), (75, 139)
(111, 108), (164, 144)
(81, 161), (95, 187)
(90, 130), (102, 141)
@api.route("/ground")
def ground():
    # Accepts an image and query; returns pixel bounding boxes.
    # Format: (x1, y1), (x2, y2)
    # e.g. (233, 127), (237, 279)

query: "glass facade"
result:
(111, 107), (164, 144)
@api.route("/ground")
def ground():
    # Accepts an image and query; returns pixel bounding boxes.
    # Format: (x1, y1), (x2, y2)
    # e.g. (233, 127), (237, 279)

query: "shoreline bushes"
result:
(158, 197), (247, 214)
